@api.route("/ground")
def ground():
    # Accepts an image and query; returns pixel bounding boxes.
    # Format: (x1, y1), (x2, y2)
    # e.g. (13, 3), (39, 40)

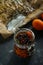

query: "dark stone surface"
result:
(0, 23), (43, 65)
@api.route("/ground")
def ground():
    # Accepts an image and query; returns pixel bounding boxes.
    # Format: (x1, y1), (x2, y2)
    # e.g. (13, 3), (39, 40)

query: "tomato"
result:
(32, 19), (43, 30)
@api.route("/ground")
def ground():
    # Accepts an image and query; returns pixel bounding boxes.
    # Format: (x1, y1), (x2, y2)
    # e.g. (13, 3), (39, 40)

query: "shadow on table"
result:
(7, 52), (32, 65)
(0, 34), (14, 44)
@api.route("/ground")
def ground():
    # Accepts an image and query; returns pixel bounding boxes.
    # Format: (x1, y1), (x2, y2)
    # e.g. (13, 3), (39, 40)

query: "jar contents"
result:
(14, 28), (35, 58)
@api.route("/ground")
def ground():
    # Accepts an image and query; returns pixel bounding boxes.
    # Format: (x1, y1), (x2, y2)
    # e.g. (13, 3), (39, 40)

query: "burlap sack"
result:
(0, 0), (43, 39)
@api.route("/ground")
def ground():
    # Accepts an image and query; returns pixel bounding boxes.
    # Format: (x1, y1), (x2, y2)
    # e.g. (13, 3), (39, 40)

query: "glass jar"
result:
(14, 28), (35, 58)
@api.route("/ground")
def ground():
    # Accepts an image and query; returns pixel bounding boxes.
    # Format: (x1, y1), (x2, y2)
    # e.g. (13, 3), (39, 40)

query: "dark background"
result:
(0, 22), (43, 65)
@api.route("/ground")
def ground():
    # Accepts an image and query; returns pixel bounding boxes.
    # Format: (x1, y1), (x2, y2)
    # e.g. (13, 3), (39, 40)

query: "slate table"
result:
(0, 22), (43, 65)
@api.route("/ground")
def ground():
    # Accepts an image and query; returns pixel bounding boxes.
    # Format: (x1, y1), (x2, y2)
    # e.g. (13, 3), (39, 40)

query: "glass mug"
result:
(14, 28), (35, 58)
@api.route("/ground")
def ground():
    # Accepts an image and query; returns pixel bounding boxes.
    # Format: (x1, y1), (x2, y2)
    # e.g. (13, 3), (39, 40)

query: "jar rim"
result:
(14, 28), (35, 49)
